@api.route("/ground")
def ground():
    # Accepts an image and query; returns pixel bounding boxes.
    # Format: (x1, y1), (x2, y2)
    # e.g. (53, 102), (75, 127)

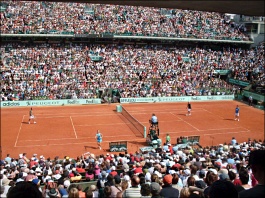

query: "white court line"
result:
(70, 116), (77, 139)
(160, 130), (250, 135)
(202, 108), (225, 119)
(15, 138), (145, 147)
(203, 130), (250, 136)
(238, 126), (251, 132)
(24, 113), (118, 118)
(170, 112), (200, 131)
(128, 109), (205, 113)
(15, 115), (25, 147)
(18, 134), (136, 142)
(76, 122), (130, 126)
(30, 111), (118, 116)
(142, 120), (183, 125)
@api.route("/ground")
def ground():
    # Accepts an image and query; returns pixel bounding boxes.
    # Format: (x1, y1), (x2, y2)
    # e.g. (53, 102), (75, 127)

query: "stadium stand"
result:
(0, 1), (264, 197)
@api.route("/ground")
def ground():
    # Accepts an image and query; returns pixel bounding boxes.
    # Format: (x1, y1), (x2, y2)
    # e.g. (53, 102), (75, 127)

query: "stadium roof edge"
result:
(24, 0), (264, 16)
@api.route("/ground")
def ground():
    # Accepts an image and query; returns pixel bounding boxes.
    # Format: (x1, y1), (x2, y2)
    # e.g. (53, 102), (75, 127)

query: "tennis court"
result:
(1, 100), (264, 158)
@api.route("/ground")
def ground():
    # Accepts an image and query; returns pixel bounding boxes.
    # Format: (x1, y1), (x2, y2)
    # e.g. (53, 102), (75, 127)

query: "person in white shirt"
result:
(150, 113), (158, 126)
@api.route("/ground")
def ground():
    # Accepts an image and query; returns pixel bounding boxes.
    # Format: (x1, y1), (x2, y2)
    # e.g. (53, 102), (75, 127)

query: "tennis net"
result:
(121, 106), (146, 138)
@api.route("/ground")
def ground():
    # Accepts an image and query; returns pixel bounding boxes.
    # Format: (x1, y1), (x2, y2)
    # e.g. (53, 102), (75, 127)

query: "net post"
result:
(144, 126), (146, 138)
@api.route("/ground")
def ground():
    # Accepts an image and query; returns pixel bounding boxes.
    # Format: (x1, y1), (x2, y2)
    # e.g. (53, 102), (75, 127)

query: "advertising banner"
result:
(0, 99), (101, 108)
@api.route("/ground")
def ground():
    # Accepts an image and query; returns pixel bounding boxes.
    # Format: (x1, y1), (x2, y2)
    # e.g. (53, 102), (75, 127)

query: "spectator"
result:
(77, 184), (86, 198)
(179, 187), (190, 198)
(171, 173), (182, 192)
(231, 137), (237, 146)
(203, 171), (218, 197)
(209, 180), (238, 198)
(7, 181), (42, 198)
(68, 187), (79, 198)
(110, 175), (122, 197)
(150, 182), (162, 198)
(104, 174), (114, 187)
(123, 175), (141, 198)
(238, 168), (252, 190)
(116, 180), (129, 198)
(239, 150), (265, 198)
(89, 185), (98, 198)
(160, 174), (179, 197)
(140, 183), (151, 197)
(104, 186), (112, 198)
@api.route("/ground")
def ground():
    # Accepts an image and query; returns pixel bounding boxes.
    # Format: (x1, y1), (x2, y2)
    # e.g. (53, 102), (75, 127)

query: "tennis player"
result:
(234, 105), (240, 121)
(28, 107), (36, 124)
(95, 130), (103, 150)
(186, 102), (192, 116)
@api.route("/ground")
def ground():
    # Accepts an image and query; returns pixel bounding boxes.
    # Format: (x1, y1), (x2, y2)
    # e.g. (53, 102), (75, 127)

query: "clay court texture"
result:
(1, 100), (264, 159)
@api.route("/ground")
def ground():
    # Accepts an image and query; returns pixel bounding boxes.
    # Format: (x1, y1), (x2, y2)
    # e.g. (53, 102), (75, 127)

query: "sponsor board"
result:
(67, 100), (80, 105)
(26, 101), (60, 106)
(1, 102), (20, 106)
(140, 146), (154, 152)
(191, 96), (201, 101)
(1, 99), (101, 107)
(120, 95), (234, 103)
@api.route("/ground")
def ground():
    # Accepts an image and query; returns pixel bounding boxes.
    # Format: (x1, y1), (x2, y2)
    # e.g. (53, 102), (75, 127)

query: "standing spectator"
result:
(248, 95), (253, 106)
(95, 130), (103, 150)
(231, 137), (237, 146)
(239, 150), (265, 198)
(96, 170), (107, 197)
(4, 154), (12, 165)
(166, 134), (171, 145)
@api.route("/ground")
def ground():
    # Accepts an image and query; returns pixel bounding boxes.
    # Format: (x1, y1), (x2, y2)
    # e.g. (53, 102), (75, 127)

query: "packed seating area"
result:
(1, 138), (264, 197)
(1, 43), (264, 101)
(0, 1), (251, 41)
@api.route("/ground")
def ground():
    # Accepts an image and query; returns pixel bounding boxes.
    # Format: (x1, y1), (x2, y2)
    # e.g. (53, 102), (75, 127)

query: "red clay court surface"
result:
(1, 100), (264, 159)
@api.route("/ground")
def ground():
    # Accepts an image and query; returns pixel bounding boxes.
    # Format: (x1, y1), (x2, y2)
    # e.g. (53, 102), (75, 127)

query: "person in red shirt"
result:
(105, 153), (112, 161)
(76, 164), (85, 173)
(134, 163), (143, 174)
(130, 153), (135, 163)
(168, 144), (174, 155)
(29, 158), (38, 169)
(109, 166), (118, 177)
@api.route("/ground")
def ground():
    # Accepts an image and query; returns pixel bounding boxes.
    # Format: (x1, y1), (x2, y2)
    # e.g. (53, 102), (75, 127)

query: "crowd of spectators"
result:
(0, 138), (264, 197)
(0, 1), (251, 41)
(1, 42), (264, 101)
